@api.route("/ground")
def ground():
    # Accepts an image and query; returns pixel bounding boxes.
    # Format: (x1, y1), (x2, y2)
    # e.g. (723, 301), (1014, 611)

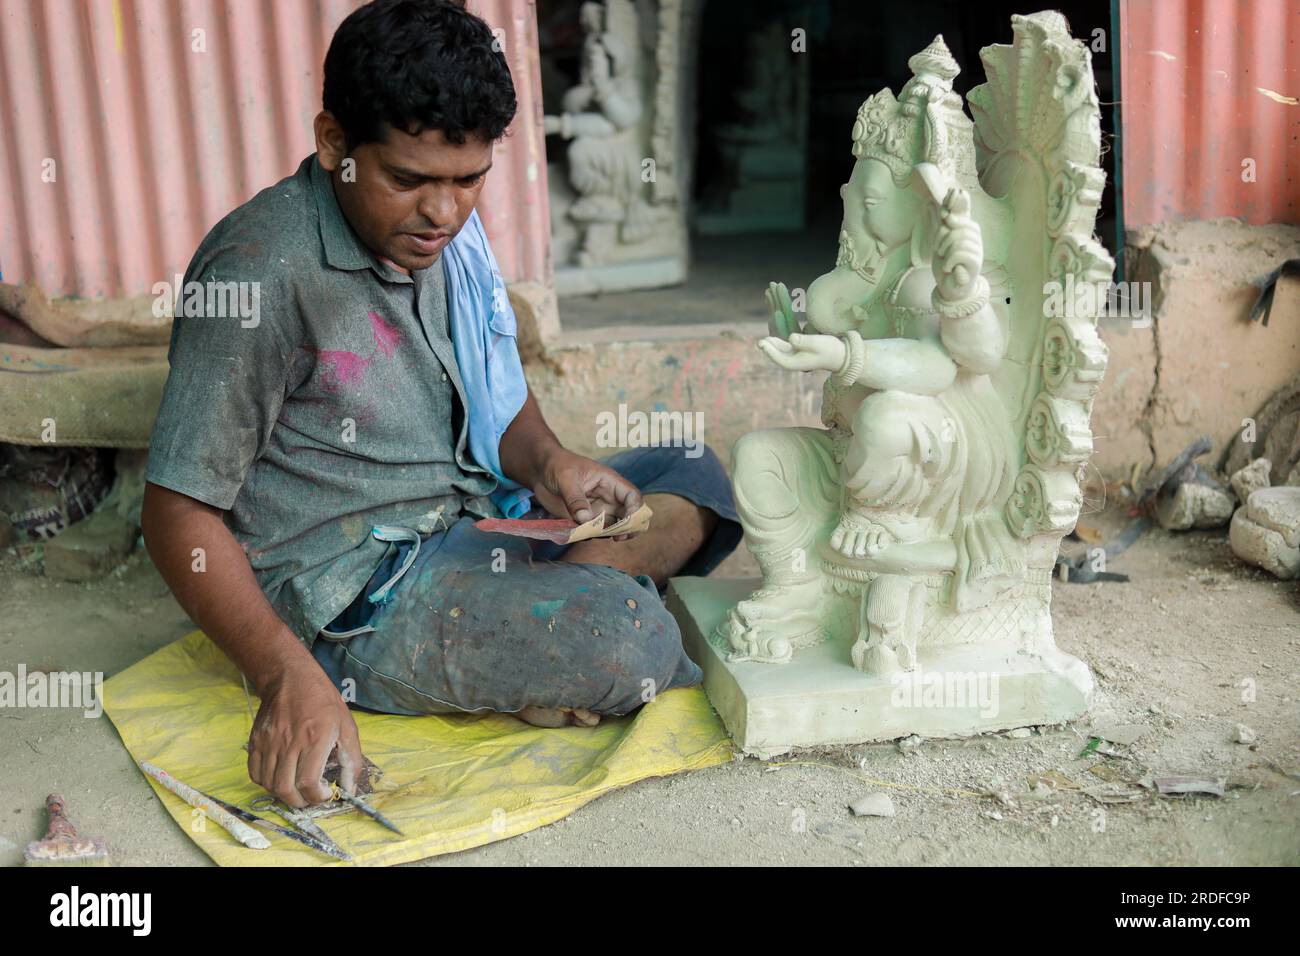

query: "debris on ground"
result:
(43, 507), (138, 582)
(1079, 734), (1138, 760)
(1093, 724), (1149, 747)
(1057, 516), (1148, 583)
(1083, 783), (1147, 805)
(1073, 521), (1104, 544)
(1027, 770), (1079, 791)
(1156, 479), (1236, 530)
(1154, 775), (1228, 798)
(1088, 763), (1141, 786)
(1138, 436), (1235, 531)
(848, 793), (896, 817)
(1229, 486), (1300, 578)
(1229, 457), (1272, 502)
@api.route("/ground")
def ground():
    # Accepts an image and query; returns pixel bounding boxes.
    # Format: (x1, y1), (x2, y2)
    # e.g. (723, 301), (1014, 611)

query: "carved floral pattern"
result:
(1046, 162), (1105, 237)
(1042, 318), (1108, 402)
(1048, 235), (1114, 290)
(1025, 393), (1093, 468)
(1005, 464), (1083, 538)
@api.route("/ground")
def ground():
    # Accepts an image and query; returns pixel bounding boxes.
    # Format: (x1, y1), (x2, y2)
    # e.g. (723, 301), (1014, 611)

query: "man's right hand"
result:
(247, 655), (364, 808)
(141, 483), (370, 811)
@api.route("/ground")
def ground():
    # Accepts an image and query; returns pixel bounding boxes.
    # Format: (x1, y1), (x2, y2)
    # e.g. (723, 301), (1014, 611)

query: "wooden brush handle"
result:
(43, 793), (80, 841)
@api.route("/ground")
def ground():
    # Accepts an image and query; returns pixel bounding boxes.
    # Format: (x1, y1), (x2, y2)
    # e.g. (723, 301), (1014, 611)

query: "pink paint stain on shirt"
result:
(316, 350), (370, 391)
(370, 310), (401, 358)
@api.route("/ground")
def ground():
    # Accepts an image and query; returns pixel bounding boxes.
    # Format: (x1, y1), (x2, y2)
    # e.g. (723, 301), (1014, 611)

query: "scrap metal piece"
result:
(1154, 775), (1227, 798)
(1137, 435), (1215, 509)
(1056, 515), (1149, 583)
(1248, 258), (1300, 326)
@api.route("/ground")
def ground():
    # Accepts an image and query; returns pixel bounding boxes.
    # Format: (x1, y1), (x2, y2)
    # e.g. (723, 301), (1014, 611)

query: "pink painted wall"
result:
(0, 0), (552, 299)
(1120, 0), (1300, 227)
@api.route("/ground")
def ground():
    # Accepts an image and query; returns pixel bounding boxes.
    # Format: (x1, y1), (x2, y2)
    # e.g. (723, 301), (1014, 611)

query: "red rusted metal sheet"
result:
(1120, 0), (1300, 227)
(476, 0), (553, 285)
(0, 0), (552, 298)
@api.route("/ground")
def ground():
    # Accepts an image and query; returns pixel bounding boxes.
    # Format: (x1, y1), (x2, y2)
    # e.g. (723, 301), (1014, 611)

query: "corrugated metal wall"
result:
(6, 0), (1293, 299)
(0, 0), (551, 299)
(1120, 0), (1300, 227)
(475, 0), (551, 287)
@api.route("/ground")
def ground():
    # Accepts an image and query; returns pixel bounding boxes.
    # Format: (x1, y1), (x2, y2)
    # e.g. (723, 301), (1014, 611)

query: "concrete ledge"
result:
(555, 257), (686, 296)
(667, 576), (1093, 757)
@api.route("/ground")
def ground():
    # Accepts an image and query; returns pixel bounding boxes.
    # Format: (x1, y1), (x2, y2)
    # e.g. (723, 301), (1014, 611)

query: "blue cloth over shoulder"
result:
(443, 208), (532, 518)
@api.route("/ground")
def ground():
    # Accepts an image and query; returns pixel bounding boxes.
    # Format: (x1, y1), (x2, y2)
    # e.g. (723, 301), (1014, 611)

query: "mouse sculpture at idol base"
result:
(668, 12), (1112, 755)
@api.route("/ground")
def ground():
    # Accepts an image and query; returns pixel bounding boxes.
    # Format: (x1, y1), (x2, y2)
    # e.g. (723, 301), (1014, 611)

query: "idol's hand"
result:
(933, 187), (984, 304)
(758, 332), (847, 373)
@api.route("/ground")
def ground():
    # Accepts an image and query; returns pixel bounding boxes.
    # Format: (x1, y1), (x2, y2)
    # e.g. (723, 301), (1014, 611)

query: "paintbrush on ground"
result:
(24, 794), (109, 866)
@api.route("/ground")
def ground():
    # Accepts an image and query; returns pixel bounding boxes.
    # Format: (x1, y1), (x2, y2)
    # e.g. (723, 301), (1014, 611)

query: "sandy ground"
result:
(1, 509), (1296, 867)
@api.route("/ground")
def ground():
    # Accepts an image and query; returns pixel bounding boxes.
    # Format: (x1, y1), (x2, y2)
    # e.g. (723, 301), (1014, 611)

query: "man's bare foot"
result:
(516, 705), (602, 728)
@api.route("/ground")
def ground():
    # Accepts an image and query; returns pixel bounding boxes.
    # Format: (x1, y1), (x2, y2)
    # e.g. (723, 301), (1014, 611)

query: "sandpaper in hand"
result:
(475, 503), (653, 545)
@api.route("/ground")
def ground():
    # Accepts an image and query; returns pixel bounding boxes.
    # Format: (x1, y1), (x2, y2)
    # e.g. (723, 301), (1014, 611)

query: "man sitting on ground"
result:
(141, 0), (740, 809)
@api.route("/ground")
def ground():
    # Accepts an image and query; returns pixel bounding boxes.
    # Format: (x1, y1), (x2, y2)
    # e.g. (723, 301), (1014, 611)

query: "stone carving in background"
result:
(696, 20), (809, 235)
(669, 13), (1112, 752)
(544, 0), (689, 295)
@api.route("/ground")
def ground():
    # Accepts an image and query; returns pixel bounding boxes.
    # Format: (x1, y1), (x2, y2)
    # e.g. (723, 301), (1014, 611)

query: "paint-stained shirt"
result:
(146, 155), (499, 644)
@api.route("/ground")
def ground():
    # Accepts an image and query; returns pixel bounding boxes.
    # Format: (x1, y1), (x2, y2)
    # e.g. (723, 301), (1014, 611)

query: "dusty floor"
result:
(1, 508), (1296, 867)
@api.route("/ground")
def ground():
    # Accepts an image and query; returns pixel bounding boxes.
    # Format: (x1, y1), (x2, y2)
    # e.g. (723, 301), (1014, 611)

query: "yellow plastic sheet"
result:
(103, 631), (732, 866)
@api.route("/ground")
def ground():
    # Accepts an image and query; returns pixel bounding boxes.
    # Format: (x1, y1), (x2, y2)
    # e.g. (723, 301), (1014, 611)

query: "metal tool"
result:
(334, 788), (405, 836)
(195, 789), (351, 862)
(249, 795), (352, 861)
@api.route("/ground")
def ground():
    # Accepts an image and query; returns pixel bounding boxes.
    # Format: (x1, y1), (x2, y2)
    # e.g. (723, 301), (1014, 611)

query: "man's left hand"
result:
(531, 447), (643, 537)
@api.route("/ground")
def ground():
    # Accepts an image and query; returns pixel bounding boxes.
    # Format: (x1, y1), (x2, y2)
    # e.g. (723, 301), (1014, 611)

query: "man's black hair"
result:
(323, 0), (517, 149)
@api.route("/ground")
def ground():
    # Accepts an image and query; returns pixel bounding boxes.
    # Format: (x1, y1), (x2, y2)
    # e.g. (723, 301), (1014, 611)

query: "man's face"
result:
(315, 114), (493, 274)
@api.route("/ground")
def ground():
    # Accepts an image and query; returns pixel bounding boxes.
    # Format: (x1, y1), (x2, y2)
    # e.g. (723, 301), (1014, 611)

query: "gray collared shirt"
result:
(147, 155), (498, 643)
